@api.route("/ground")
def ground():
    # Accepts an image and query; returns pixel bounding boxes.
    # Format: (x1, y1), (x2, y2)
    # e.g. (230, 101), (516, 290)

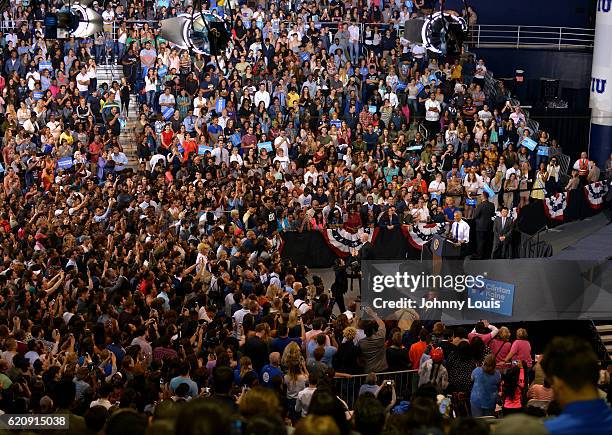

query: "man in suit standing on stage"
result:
(358, 232), (375, 261)
(473, 191), (496, 259)
(492, 206), (514, 258)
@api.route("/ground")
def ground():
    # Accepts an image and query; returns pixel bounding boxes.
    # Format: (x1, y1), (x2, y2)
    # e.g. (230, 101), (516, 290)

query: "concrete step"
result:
(596, 325), (612, 333)
(600, 334), (612, 343)
(606, 344), (612, 353)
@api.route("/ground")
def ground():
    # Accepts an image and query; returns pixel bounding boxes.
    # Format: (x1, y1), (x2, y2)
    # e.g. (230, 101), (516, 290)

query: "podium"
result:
(429, 234), (461, 274)
(430, 234), (462, 258)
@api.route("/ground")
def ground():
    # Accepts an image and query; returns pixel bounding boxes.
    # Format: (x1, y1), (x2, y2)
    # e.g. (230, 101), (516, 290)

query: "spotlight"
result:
(44, 2), (103, 39)
(421, 11), (467, 56)
(159, 12), (230, 56)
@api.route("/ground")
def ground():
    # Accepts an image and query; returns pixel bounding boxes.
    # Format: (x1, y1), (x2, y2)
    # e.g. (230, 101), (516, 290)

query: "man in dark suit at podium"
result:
(358, 232), (375, 261)
(473, 192), (496, 259)
(492, 206), (514, 258)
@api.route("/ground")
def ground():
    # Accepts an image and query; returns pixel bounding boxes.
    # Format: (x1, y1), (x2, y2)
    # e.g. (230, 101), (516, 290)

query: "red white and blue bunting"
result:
(585, 181), (609, 209)
(544, 192), (568, 220)
(403, 222), (449, 250)
(321, 227), (377, 256)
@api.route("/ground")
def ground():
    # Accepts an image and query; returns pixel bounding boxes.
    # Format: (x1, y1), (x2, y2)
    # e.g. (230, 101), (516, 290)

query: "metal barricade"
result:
(334, 369), (418, 409)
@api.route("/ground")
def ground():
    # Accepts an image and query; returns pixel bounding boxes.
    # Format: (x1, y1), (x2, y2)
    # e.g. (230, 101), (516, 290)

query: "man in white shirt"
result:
(274, 130), (290, 157)
(474, 59), (487, 87)
(411, 43), (426, 69)
(254, 83), (271, 108)
(449, 211), (471, 257)
(211, 141), (230, 166)
(348, 23), (360, 64)
(478, 104), (493, 126)
(76, 66), (90, 95)
(272, 148), (290, 171)
(110, 146), (129, 172)
(304, 164), (319, 186)
(411, 198), (430, 223)
(295, 374), (318, 417)
(424, 93), (441, 138)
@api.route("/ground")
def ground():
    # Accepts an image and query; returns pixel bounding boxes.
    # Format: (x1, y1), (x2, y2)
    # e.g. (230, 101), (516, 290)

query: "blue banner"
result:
(257, 141), (273, 152)
(521, 137), (537, 151)
(537, 146), (550, 156)
(57, 157), (73, 170)
(469, 278), (515, 317)
(198, 145), (212, 155)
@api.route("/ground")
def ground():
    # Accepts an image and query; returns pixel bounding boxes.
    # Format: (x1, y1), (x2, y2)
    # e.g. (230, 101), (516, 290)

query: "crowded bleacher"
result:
(0, 0), (611, 434)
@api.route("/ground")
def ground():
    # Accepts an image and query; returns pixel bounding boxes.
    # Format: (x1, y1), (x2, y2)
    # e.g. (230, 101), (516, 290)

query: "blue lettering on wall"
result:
(598, 0), (612, 12)
(592, 78), (607, 94)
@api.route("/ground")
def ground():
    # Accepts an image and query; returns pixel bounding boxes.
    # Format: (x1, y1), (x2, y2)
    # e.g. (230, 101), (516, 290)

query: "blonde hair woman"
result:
(504, 328), (533, 368)
(489, 326), (512, 366)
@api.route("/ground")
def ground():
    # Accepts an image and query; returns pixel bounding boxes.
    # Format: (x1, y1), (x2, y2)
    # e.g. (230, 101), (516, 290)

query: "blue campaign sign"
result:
(330, 119), (342, 128)
(257, 141), (273, 152)
(469, 279), (515, 316)
(39, 61), (52, 72)
(198, 145), (212, 155)
(368, 105), (377, 114)
(537, 146), (550, 156)
(483, 183), (496, 199)
(57, 157), (73, 170)
(521, 137), (537, 151)
(215, 98), (226, 114)
(230, 133), (242, 146)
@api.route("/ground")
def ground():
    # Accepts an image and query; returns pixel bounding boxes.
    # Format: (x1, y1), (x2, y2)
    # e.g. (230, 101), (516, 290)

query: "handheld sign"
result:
(57, 157), (73, 170)
(257, 141), (273, 152)
(537, 146), (549, 156)
(521, 137), (537, 151)
(230, 133), (242, 147)
(198, 145), (212, 155)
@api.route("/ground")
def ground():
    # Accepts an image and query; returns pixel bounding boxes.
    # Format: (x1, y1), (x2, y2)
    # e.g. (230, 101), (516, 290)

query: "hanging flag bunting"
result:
(543, 192), (568, 220)
(402, 222), (449, 250)
(584, 181), (609, 209)
(321, 227), (377, 257)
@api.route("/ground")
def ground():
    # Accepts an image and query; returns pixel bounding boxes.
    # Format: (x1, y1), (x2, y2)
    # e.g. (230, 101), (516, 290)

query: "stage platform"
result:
(549, 213), (612, 261)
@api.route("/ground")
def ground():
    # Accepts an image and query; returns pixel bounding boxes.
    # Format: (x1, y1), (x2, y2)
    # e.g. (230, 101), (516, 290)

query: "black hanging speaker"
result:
(208, 21), (230, 55)
(404, 18), (425, 43)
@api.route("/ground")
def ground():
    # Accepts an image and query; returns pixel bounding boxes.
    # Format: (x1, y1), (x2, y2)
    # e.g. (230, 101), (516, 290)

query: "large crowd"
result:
(0, 0), (612, 434)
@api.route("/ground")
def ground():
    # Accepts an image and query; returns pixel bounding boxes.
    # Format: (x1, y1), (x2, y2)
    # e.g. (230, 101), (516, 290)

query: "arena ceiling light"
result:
(421, 11), (467, 55)
(44, 2), (103, 39)
(159, 12), (230, 56)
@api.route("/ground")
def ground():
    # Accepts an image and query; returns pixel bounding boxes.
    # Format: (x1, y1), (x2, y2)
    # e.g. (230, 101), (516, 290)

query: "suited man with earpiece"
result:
(492, 206), (514, 259)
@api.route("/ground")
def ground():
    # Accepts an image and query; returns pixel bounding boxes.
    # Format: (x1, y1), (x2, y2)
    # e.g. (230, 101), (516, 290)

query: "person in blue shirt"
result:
(470, 355), (501, 417)
(260, 352), (283, 388)
(169, 363), (199, 398)
(306, 333), (337, 367)
(542, 336), (612, 435)
(271, 324), (302, 355)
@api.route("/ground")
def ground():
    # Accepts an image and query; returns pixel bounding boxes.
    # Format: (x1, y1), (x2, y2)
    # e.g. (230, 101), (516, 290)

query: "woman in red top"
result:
(160, 124), (174, 154)
(343, 204), (363, 233)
